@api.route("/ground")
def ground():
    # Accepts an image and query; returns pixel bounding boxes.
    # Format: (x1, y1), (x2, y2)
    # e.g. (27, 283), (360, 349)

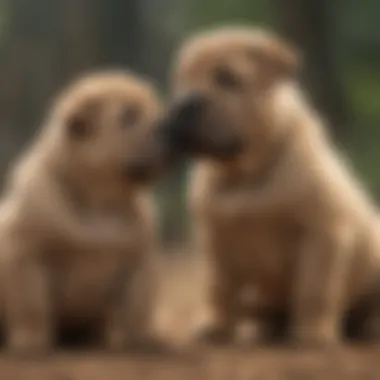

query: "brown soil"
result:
(1, 345), (380, 380)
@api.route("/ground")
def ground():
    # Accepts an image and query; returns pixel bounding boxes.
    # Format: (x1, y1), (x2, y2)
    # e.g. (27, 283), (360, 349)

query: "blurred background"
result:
(0, 0), (379, 246)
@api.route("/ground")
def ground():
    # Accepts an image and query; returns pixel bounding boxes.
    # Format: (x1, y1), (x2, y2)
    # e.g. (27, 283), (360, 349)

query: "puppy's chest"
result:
(83, 190), (144, 234)
(55, 204), (143, 305)
(80, 202), (144, 257)
(212, 213), (302, 283)
(55, 252), (129, 318)
(81, 191), (133, 220)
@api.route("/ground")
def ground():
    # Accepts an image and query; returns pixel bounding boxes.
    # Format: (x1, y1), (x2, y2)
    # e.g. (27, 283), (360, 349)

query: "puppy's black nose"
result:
(160, 92), (208, 150)
(172, 93), (207, 123)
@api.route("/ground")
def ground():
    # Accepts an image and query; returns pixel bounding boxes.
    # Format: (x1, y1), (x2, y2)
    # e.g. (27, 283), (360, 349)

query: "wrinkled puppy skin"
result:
(0, 70), (171, 356)
(162, 25), (380, 347)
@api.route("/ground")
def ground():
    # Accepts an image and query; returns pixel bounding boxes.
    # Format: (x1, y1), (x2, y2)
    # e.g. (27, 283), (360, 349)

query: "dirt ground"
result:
(2, 252), (380, 380)
(1, 345), (380, 380)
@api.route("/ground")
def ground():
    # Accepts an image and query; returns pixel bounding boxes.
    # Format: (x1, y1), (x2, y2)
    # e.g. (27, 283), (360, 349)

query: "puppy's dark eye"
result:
(213, 67), (240, 91)
(120, 106), (142, 128)
(67, 114), (92, 140)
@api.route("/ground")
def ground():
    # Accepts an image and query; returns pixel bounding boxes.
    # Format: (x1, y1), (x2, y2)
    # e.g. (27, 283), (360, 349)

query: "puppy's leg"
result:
(291, 226), (353, 347)
(198, 260), (242, 345)
(241, 301), (289, 344)
(352, 276), (380, 341)
(2, 240), (53, 355)
(259, 310), (290, 344)
(104, 254), (160, 352)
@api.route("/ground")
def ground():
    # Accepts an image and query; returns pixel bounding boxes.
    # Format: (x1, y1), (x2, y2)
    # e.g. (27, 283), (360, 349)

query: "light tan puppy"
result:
(0, 71), (171, 354)
(161, 26), (380, 346)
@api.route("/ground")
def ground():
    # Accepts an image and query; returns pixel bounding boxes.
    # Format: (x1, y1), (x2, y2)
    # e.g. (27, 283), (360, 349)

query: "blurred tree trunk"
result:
(0, 0), (61, 179)
(61, 0), (100, 81)
(274, 0), (349, 139)
(98, 0), (144, 70)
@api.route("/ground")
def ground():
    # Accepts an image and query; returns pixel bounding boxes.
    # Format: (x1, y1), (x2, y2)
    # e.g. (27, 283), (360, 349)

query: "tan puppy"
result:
(0, 71), (171, 354)
(160, 26), (380, 346)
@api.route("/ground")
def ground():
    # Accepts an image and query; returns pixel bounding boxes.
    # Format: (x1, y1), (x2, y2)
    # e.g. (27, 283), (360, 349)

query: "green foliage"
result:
(344, 60), (380, 194)
(184, 0), (275, 33)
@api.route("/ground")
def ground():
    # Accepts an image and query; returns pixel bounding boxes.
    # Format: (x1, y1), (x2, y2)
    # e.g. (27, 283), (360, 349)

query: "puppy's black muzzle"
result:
(161, 93), (207, 153)
(160, 93), (243, 160)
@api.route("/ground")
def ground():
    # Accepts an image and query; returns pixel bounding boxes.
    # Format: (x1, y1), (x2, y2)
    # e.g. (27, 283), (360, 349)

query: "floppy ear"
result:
(251, 37), (300, 79)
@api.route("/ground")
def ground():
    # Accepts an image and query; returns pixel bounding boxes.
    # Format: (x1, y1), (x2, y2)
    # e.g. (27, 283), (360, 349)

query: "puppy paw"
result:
(125, 336), (169, 354)
(290, 326), (340, 349)
(195, 324), (234, 346)
(105, 330), (168, 355)
(7, 329), (53, 357)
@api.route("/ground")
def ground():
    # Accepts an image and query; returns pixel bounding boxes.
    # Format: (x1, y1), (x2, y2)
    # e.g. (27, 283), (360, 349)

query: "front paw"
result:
(104, 329), (167, 354)
(359, 315), (380, 342)
(124, 336), (169, 355)
(7, 329), (53, 357)
(195, 324), (234, 346)
(290, 325), (340, 349)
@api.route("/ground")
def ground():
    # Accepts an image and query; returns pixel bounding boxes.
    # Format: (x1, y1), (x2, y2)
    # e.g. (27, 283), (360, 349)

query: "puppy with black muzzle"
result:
(159, 26), (380, 347)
